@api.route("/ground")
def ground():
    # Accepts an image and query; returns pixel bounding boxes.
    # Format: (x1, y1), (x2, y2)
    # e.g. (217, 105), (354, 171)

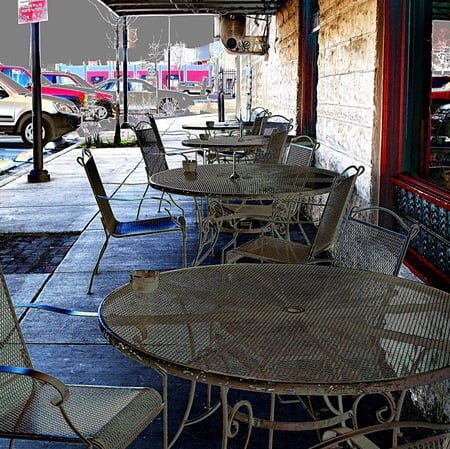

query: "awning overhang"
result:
(96, 0), (288, 16)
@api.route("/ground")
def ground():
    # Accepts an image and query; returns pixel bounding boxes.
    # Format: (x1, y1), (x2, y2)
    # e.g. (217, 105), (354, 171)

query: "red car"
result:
(42, 70), (114, 119)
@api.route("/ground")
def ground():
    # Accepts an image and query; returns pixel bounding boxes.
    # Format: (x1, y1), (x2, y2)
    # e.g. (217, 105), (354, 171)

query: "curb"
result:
(0, 140), (83, 188)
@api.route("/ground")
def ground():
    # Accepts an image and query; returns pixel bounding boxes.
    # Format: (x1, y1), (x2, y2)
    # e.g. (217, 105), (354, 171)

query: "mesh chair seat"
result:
(1, 381), (161, 448)
(226, 234), (311, 263)
(115, 215), (183, 236)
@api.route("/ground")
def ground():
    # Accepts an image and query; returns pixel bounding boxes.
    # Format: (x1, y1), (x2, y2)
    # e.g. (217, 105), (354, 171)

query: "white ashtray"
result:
(130, 269), (160, 293)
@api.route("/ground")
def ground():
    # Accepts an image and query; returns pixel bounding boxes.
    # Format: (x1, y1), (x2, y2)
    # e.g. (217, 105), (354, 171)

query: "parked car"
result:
(42, 71), (114, 119)
(0, 72), (80, 145)
(0, 65), (87, 109)
(178, 80), (211, 95)
(95, 78), (198, 115)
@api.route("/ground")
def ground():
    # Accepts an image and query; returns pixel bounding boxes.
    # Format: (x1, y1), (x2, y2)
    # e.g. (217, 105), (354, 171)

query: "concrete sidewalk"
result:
(1, 113), (311, 449)
(0, 113), (421, 449)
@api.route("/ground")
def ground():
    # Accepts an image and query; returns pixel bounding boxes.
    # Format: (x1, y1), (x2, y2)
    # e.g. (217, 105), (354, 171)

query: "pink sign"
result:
(18, 0), (48, 24)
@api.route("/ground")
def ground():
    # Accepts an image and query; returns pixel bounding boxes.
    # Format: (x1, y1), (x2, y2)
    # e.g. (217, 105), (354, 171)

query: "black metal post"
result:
(167, 17), (171, 91)
(28, 22), (50, 183)
(218, 67), (225, 122)
(114, 19), (121, 146)
(122, 16), (128, 124)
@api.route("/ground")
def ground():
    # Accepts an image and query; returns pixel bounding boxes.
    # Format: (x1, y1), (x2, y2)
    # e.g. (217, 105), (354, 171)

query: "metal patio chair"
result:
(132, 115), (198, 217)
(309, 420), (450, 449)
(254, 128), (289, 164)
(77, 148), (187, 294)
(225, 165), (364, 264)
(211, 147), (326, 257)
(0, 266), (162, 449)
(259, 114), (294, 136)
(282, 134), (320, 166)
(328, 205), (421, 275)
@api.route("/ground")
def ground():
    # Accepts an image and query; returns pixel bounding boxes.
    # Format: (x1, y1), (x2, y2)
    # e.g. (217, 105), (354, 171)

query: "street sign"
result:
(18, 0), (48, 24)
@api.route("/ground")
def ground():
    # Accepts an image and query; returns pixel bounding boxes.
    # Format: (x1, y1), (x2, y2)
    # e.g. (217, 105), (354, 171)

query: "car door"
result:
(0, 85), (16, 124)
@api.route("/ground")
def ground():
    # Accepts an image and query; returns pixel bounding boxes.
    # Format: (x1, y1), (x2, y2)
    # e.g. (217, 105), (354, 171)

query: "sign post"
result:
(18, 0), (51, 183)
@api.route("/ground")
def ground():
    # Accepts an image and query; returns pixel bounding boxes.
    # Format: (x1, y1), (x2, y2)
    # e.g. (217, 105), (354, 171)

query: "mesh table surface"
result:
(99, 264), (450, 396)
(182, 121), (243, 131)
(181, 135), (269, 149)
(149, 164), (336, 199)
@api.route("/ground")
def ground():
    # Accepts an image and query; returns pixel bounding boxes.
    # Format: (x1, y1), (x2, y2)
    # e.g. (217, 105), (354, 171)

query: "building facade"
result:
(238, 0), (449, 292)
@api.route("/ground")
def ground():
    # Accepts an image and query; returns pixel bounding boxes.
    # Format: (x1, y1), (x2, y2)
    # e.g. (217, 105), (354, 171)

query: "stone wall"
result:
(241, 2), (300, 130)
(315, 0), (380, 206)
(241, 0), (380, 206)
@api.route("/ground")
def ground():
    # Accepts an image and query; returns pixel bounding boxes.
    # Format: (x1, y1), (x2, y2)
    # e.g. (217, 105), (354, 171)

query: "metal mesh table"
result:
(99, 264), (450, 448)
(150, 164), (336, 199)
(150, 164), (337, 265)
(181, 135), (269, 150)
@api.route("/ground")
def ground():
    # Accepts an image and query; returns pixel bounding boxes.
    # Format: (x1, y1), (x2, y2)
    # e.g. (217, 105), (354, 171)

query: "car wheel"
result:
(20, 115), (55, 146)
(95, 100), (113, 120)
(158, 98), (178, 116)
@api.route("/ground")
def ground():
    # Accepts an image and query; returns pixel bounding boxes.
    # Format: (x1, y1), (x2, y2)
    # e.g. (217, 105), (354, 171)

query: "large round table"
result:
(99, 264), (450, 448)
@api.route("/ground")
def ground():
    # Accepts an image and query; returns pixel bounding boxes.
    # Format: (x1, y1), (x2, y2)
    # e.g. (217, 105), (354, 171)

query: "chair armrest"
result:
(0, 365), (69, 405)
(96, 194), (167, 202)
(15, 303), (97, 317)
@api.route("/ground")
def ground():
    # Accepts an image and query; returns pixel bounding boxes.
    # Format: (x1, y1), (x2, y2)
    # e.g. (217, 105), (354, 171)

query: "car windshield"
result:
(0, 72), (30, 94)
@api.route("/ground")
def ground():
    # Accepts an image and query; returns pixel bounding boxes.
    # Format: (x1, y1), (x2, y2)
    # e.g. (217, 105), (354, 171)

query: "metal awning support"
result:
(96, 0), (287, 16)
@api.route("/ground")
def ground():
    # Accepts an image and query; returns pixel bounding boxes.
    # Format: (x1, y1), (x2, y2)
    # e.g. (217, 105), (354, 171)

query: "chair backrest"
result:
(260, 114), (294, 136)
(310, 165), (365, 258)
(284, 135), (320, 166)
(0, 266), (35, 416)
(250, 114), (268, 135)
(255, 129), (289, 164)
(333, 206), (421, 275)
(132, 118), (168, 179)
(77, 148), (118, 235)
(250, 106), (270, 121)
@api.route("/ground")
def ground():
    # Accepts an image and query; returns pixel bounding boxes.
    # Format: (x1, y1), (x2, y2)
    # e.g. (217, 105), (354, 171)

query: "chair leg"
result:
(88, 235), (110, 294)
(136, 184), (151, 219)
(181, 217), (187, 268)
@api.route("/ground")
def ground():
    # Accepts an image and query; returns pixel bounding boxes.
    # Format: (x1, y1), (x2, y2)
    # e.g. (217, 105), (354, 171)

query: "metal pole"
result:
(28, 22), (50, 183)
(114, 19), (121, 145)
(122, 16), (128, 123)
(167, 17), (171, 91)
(218, 67), (225, 122)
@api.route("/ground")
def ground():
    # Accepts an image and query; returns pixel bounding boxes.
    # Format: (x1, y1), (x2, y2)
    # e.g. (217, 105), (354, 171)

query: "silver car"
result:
(0, 72), (80, 145)
(96, 78), (198, 116)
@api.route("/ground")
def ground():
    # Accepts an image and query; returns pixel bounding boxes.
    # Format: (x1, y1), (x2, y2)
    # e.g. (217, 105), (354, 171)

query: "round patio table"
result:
(181, 135), (268, 150)
(150, 163), (337, 265)
(99, 264), (450, 449)
(150, 163), (333, 198)
(181, 134), (269, 164)
(182, 121), (248, 132)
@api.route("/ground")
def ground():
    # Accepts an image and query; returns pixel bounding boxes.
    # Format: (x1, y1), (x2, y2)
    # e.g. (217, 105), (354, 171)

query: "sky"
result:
(1, 0), (215, 68)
